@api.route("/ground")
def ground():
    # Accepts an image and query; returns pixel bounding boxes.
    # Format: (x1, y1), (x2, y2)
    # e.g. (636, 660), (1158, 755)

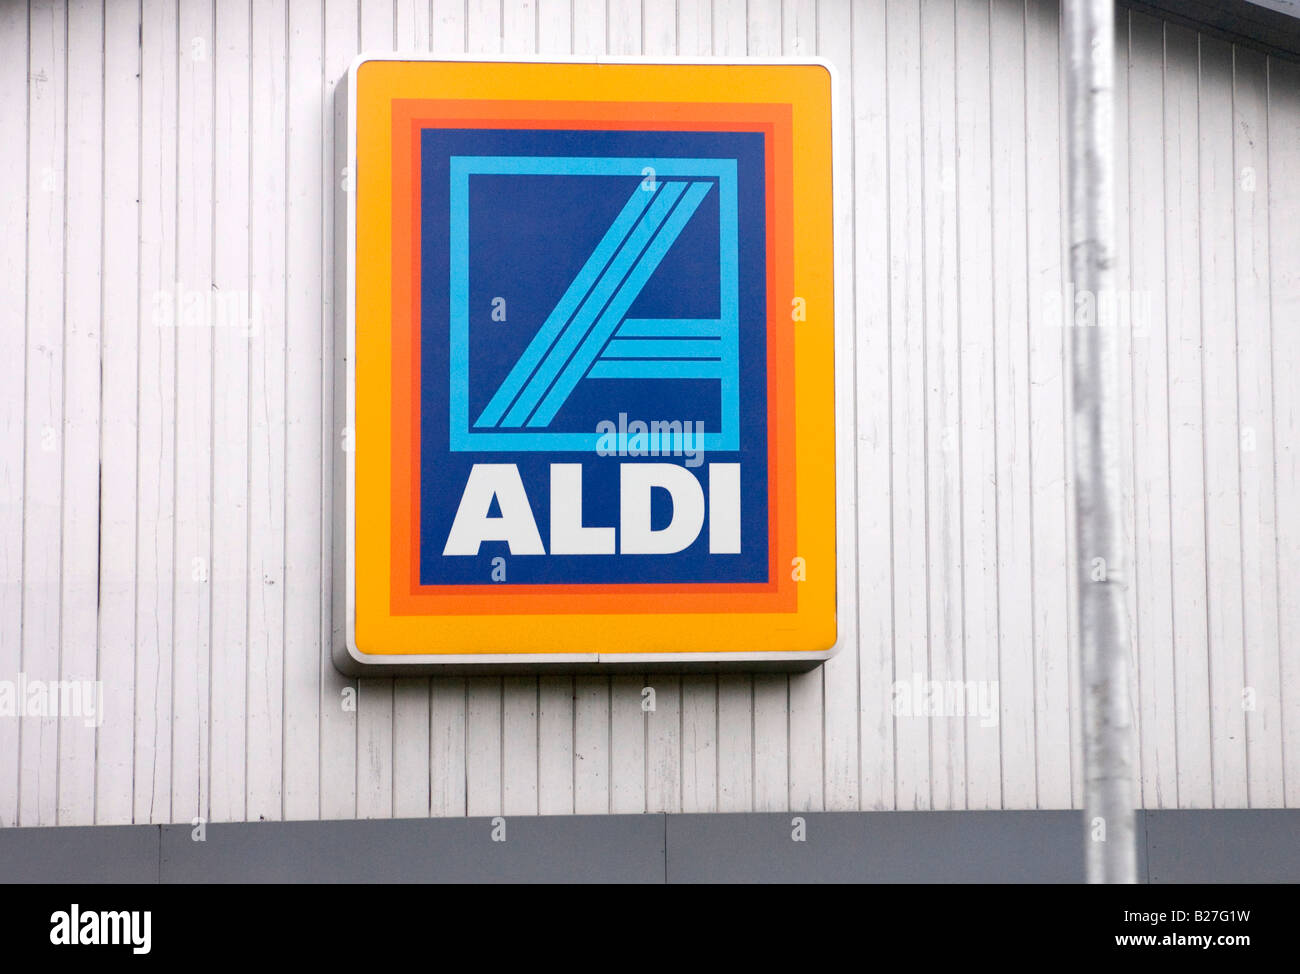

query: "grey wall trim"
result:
(1, 810), (1296, 884)
(0, 825), (162, 884)
(158, 815), (665, 884)
(666, 811), (1102, 883)
(1121, 0), (1300, 62)
(1144, 809), (1300, 884)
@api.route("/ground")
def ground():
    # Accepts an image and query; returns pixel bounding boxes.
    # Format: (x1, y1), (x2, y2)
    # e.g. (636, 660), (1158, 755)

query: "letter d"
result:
(620, 464), (704, 554)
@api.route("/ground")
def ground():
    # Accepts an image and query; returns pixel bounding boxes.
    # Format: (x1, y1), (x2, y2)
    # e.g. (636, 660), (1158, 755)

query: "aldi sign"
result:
(336, 56), (839, 672)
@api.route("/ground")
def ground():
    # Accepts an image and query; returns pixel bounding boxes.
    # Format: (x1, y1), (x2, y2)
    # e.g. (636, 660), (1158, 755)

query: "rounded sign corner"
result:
(331, 637), (366, 677)
(348, 52), (387, 87)
(801, 55), (839, 89)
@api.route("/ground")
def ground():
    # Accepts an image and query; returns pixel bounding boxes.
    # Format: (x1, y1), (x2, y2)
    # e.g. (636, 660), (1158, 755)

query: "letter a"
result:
(444, 464), (545, 556)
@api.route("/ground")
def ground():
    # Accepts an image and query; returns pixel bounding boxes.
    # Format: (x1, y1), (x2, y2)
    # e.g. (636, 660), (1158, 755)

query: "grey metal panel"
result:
(665, 811), (1089, 883)
(1121, 0), (1300, 60)
(1137, 809), (1151, 884)
(1145, 810), (1300, 883)
(6, 810), (1300, 883)
(0, 825), (160, 884)
(1250, 0), (1300, 21)
(158, 815), (666, 884)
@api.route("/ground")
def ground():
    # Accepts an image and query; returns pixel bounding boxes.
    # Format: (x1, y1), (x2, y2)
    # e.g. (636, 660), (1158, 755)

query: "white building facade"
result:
(1, 0), (1298, 831)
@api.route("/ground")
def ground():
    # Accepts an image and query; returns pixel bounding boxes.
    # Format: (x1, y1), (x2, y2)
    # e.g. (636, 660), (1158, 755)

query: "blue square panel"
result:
(418, 128), (769, 586)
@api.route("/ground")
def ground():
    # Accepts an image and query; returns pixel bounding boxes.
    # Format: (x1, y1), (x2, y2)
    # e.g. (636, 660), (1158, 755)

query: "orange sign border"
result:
(388, 98), (796, 616)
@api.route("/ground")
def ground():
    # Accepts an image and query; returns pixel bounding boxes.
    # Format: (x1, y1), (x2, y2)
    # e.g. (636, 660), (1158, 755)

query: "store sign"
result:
(336, 56), (839, 672)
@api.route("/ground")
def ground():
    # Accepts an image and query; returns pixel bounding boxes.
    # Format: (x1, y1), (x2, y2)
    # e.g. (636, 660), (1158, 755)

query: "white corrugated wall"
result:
(1, 0), (1297, 826)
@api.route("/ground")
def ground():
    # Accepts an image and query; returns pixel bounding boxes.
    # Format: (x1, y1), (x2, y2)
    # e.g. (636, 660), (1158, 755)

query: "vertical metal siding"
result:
(0, 0), (1297, 825)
